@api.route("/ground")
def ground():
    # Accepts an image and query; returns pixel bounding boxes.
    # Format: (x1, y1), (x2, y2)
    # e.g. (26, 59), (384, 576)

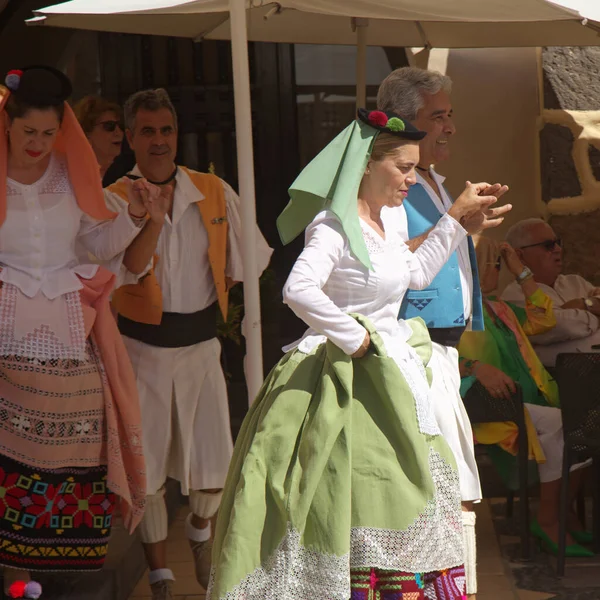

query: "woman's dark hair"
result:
(3, 65), (71, 123)
(5, 95), (65, 123)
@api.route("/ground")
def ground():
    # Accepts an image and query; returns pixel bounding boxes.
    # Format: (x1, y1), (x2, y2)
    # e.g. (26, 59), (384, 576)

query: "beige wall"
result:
(417, 47), (542, 289)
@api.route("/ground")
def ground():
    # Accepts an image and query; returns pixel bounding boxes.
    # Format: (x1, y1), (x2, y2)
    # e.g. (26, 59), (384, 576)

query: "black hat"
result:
(4, 66), (72, 106)
(357, 108), (426, 141)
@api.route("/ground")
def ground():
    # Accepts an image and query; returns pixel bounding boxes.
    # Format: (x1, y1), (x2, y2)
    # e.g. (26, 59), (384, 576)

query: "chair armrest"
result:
(463, 381), (524, 426)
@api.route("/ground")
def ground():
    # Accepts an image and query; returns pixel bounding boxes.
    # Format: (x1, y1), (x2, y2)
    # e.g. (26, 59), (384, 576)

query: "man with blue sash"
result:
(378, 67), (511, 599)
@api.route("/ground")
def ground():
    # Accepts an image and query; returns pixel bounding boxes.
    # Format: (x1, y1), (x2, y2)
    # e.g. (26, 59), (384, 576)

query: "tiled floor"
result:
(491, 497), (600, 600)
(473, 501), (551, 600)
(130, 500), (525, 600)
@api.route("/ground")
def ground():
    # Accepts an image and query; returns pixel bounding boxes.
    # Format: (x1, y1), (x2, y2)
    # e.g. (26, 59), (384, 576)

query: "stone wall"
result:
(541, 47), (600, 284)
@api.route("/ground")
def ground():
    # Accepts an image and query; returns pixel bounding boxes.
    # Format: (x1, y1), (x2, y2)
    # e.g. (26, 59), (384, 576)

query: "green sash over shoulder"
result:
(208, 317), (463, 600)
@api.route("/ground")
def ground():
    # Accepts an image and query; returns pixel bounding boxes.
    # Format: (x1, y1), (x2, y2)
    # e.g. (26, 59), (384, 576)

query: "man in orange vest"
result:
(104, 88), (273, 600)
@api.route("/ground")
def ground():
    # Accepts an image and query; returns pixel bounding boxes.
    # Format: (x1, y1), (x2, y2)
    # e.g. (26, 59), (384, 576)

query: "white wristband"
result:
(516, 267), (533, 283)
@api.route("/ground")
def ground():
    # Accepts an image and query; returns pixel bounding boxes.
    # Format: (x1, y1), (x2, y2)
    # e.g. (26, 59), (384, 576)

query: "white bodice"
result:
(0, 153), (140, 299)
(283, 209), (466, 356)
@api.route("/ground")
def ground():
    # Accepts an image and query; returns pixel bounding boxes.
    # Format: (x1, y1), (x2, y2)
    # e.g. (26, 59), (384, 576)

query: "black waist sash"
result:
(118, 302), (218, 348)
(428, 325), (467, 348)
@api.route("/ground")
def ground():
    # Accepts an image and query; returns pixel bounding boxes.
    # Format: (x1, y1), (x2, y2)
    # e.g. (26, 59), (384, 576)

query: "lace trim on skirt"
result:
(207, 450), (463, 600)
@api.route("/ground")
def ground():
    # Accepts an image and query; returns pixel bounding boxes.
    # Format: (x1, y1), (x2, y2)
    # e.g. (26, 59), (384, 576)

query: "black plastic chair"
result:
(462, 381), (530, 560)
(555, 352), (600, 576)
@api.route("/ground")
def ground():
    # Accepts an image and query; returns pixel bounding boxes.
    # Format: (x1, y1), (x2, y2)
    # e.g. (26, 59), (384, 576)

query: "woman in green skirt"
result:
(207, 109), (502, 600)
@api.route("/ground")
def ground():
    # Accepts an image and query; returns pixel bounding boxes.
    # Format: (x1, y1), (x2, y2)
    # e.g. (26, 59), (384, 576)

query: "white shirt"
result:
(0, 153), (141, 299)
(283, 209), (466, 356)
(104, 166), (273, 314)
(282, 208), (466, 437)
(394, 169), (474, 323)
(502, 274), (600, 366)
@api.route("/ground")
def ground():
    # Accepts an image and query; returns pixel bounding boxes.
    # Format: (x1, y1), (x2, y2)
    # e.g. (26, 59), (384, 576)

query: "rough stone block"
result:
(543, 47), (600, 111)
(550, 210), (600, 285)
(540, 123), (581, 202)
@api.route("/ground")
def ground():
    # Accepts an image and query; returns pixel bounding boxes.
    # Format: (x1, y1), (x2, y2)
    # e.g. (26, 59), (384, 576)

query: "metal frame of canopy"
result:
(28, 0), (600, 406)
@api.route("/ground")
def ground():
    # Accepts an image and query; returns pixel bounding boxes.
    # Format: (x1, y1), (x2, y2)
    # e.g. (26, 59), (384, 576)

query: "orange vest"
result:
(110, 168), (229, 325)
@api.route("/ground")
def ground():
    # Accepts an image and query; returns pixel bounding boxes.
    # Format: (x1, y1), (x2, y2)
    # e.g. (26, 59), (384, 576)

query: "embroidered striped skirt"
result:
(0, 455), (115, 572)
(351, 567), (467, 600)
(0, 344), (115, 572)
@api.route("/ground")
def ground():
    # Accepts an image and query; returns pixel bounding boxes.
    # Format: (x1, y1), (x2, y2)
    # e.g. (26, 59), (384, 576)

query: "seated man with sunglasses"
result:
(502, 218), (600, 367)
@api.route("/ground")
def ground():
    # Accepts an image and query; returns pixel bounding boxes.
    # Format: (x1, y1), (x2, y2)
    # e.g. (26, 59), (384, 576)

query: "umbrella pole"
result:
(229, 0), (264, 405)
(354, 17), (368, 109)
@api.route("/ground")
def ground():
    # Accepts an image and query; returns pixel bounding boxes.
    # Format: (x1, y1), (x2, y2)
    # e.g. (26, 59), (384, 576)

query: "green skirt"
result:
(208, 317), (464, 600)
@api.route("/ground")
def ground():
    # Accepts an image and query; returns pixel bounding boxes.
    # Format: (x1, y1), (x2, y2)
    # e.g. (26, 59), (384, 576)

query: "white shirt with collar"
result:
(394, 168), (474, 323)
(502, 273), (600, 367)
(104, 165), (273, 314)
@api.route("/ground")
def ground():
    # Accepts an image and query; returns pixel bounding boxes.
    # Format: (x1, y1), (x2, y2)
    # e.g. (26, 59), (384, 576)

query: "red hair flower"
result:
(368, 111), (388, 127)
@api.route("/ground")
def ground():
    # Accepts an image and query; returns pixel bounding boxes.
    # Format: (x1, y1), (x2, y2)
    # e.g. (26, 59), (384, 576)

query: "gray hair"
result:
(505, 218), (553, 249)
(376, 67), (452, 121)
(123, 88), (177, 132)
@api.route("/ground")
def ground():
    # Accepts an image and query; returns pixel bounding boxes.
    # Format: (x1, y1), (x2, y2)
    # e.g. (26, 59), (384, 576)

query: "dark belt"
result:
(118, 302), (218, 348)
(428, 325), (467, 348)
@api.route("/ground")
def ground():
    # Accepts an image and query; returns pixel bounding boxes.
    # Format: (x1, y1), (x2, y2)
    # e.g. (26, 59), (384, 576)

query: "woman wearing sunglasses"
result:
(458, 236), (591, 558)
(74, 95), (124, 181)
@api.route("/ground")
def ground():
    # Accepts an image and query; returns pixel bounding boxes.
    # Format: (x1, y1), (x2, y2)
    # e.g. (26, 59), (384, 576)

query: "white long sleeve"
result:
(503, 276), (600, 345)
(530, 308), (599, 345)
(78, 210), (142, 261)
(283, 218), (368, 356)
(101, 187), (156, 287)
(403, 212), (467, 290)
(222, 181), (273, 282)
(502, 275), (600, 366)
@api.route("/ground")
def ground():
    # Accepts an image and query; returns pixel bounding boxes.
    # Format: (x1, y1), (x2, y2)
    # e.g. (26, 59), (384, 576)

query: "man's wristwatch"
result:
(585, 298), (595, 309)
(516, 266), (533, 284)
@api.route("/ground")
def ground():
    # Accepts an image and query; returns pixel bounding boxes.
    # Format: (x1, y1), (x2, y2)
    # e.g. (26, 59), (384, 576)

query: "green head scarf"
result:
(277, 109), (426, 270)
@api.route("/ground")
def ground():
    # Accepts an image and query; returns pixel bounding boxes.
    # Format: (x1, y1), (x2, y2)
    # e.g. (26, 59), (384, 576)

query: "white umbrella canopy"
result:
(29, 0), (600, 46)
(27, 0), (600, 405)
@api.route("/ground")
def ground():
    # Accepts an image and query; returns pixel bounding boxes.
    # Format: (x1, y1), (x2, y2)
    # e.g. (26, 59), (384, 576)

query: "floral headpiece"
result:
(3, 66), (72, 106)
(5, 70), (23, 92)
(357, 108), (426, 140)
(278, 109), (426, 270)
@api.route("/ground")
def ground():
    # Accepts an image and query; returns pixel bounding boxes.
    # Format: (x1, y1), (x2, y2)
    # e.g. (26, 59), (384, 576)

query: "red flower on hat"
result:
(8, 580), (27, 598)
(5, 69), (23, 92)
(368, 111), (388, 127)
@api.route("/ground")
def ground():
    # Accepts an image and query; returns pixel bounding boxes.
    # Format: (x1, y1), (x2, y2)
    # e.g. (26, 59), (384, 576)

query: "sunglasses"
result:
(97, 120), (123, 133)
(519, 238), (562, 252)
